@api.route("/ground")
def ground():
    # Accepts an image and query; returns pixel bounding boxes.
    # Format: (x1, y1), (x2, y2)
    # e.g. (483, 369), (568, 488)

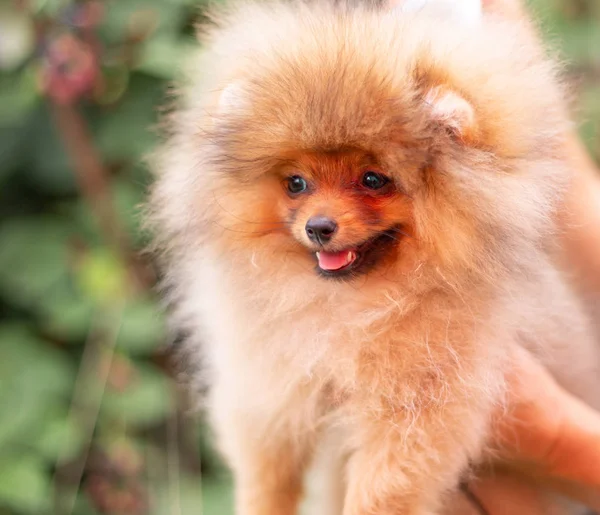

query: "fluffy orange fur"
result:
(148, 1), (600, 513)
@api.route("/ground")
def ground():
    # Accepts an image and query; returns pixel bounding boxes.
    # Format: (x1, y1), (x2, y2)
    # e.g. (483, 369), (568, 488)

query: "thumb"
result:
(495, 347), (600, 490)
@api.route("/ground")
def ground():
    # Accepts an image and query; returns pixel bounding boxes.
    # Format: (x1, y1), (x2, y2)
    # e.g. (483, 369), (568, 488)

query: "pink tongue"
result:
(317, 250), (354, 271)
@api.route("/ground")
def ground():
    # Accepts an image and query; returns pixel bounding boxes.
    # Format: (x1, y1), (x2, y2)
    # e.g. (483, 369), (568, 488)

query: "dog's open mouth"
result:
(314, 227), (401, 278)
(316, 249), (358, 271)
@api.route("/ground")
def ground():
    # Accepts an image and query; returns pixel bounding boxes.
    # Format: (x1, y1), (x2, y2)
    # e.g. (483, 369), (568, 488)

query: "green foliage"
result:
(0, 218), (71, 308)
(0, 455), (51, 514)
(0, 325), (77, 514)
(0, 0), (596, 513)
(0, 0), (227, 512)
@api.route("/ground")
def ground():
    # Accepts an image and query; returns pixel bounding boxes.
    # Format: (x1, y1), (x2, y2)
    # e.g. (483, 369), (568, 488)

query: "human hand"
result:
(463, 347), (600, 514)
(492, 348), (600, 493)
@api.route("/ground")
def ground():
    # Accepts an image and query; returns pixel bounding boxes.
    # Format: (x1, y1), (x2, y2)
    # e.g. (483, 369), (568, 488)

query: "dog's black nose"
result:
(305, 216), (337, 244)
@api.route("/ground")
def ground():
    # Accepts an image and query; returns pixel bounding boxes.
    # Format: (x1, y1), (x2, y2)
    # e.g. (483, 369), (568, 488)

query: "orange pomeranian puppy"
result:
(148, 0), (600, 513)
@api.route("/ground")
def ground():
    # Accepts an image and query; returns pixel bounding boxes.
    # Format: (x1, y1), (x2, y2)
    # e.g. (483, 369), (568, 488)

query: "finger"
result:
(541, 386), (600, 489)
(470, 472), (570, 515)
(440, 487), (485, 515)
(496, 347), (600, 490)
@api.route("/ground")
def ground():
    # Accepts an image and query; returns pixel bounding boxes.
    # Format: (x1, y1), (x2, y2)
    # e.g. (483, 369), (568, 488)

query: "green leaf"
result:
(40, 285), (95, 341)
(0, 69), (39, 127)
(76, 248), (130, 305)
(99, 0), (186, 43)
(24, 105), (78, 195)
(0, 327), (80, 463)
(63, 197), (104, 247)
(0, 387), (46, 452)
(578, 83), (600, 162)
(556, 21), (600, 64)
(135, 35), (196, 80)
(94, 75), (165, 162)
(202, 477), (234, 515)
(70, 492), (100, 515)
(153, 475), (233, 515)
(0, 326), (75, 448)
(30, 0), (71, 17)
(95, 62), (130, 105)
(101, 364), (172, 426)
(0, 454), (51, 513)
(32, 407), (85, 463)
(117, 298), (166, 355)
(0, 218), (70, 308)
(72, 493), (100, 515)
(0, 126), (25, 183)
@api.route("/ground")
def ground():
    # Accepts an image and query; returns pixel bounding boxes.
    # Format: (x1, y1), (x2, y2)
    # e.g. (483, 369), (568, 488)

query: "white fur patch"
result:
(399, 0), (482, 26)
(218, 82), (246, 112)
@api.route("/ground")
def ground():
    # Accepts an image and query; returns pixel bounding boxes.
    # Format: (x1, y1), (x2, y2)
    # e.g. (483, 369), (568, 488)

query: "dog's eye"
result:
(287, 175), (308, 194)
(361, 171), (390, 190)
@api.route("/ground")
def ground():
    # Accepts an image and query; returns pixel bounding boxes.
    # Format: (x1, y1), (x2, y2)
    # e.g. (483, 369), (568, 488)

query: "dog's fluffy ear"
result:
(399, 0), (482, 26)
(424, 86), (478, 143)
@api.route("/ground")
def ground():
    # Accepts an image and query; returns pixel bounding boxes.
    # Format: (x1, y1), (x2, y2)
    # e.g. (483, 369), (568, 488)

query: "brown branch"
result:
(50, 101), (154, 291)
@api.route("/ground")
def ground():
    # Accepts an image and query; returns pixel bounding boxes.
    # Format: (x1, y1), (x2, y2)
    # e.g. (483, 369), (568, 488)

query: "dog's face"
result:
(275, 150), (413, 279)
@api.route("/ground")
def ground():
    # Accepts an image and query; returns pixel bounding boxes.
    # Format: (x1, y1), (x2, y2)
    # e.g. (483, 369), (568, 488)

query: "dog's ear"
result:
(424, 86), (478, 144)
(399, 0), (482, 26)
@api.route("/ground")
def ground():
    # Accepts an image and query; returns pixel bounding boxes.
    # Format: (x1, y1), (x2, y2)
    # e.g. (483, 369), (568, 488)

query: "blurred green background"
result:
(0, 0), (598, 514)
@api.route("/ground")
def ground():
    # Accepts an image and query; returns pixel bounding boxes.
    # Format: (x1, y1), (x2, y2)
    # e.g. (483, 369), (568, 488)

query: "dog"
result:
(147, 0), (600, 512)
